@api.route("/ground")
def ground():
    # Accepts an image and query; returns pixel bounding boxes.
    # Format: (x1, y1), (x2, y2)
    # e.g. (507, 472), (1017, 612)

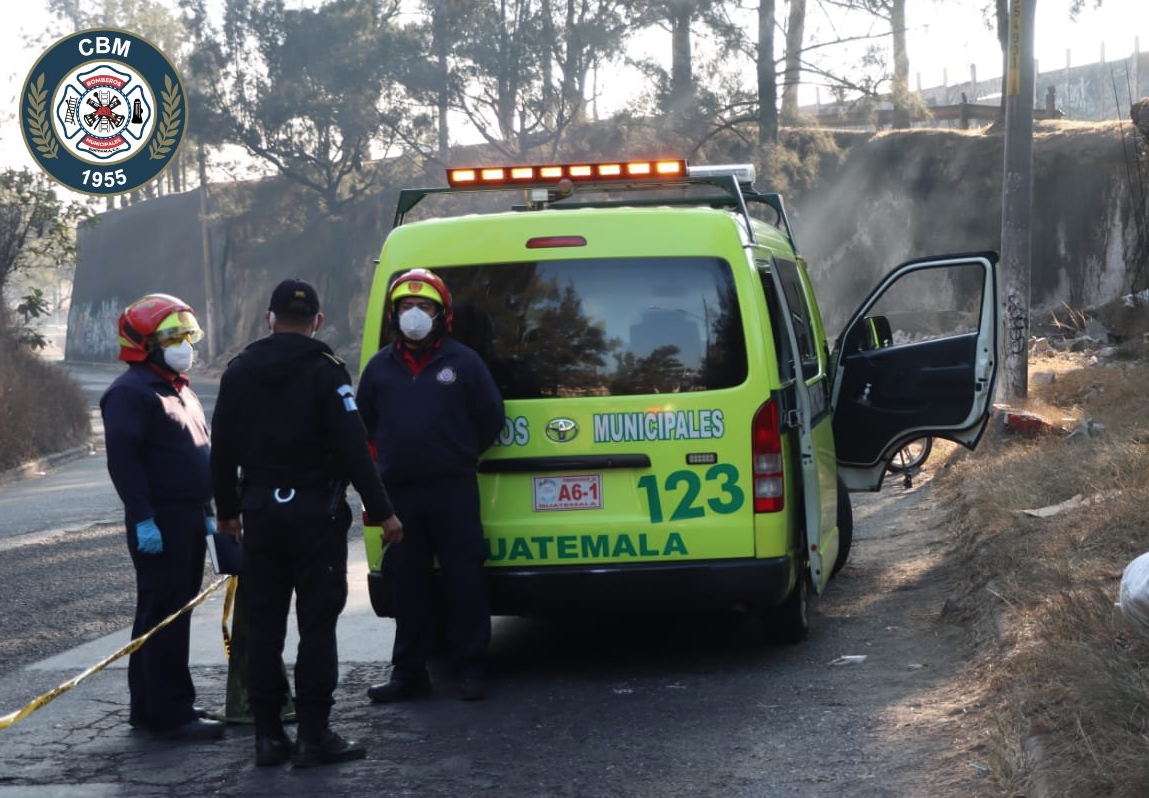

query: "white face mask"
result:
(399, 307), (435, 341)
(162, 340), (195, 373)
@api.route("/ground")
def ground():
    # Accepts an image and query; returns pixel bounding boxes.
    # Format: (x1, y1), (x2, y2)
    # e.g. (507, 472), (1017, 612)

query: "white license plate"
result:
(532, 474), (603, 511)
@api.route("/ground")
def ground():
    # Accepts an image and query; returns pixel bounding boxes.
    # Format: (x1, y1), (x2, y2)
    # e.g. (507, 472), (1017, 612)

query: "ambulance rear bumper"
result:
(366, 557), (797, 618)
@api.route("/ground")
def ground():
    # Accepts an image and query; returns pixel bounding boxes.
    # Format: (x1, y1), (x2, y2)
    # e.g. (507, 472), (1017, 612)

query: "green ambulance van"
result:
(359, 159), (1000, 642)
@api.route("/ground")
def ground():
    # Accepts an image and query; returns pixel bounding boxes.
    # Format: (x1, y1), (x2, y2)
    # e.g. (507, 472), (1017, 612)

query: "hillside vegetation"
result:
(938, 334), (1149, 797)
(0, 343), (89, 472)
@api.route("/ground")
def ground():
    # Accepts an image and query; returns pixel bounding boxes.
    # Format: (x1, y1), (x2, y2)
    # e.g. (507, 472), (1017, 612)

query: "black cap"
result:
(269, 279), (320, 317)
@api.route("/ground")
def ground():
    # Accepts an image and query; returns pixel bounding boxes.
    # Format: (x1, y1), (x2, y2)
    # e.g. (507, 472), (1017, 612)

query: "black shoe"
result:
(131, 706), (207, 729)
(458, 677), (488, 702)
(255, 734), (293, 767)
(150, 717), (226, 741)
(366, 678), (432, 703)
(291, 729), (366, 768)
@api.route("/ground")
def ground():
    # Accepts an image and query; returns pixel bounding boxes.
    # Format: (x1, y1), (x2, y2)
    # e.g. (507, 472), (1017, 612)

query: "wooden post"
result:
(1000, 0), (1036, 400)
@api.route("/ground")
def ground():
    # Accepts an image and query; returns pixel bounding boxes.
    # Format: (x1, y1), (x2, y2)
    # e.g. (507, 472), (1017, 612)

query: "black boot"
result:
(255, 733), (293, 766)
(292, 729), (366, 768)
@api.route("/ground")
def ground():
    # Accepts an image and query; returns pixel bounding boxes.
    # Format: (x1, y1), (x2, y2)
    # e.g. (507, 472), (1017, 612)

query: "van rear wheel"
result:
(761, 573), (810, 644)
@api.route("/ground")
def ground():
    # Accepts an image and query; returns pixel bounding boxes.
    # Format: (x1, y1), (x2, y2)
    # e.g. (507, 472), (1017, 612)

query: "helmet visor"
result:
(152, 310), (203, 345)
(390, 279), (443, 307)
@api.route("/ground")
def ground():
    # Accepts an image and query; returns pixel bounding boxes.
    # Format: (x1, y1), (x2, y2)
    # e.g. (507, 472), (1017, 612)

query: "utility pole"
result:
(1000, 0), (1036, 400)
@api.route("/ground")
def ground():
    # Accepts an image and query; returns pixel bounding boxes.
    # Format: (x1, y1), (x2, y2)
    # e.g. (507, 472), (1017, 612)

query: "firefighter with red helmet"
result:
(100, 294), (225, 741)
(358, 268), (504, 702)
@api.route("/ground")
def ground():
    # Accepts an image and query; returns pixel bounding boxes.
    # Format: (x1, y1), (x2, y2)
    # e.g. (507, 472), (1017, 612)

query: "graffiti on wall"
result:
(67, 298), (122, 361)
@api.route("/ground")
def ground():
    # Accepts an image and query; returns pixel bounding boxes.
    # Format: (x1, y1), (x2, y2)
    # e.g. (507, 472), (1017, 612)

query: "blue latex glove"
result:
(135, 518), (163, 555)
(205, 516), (217, 536)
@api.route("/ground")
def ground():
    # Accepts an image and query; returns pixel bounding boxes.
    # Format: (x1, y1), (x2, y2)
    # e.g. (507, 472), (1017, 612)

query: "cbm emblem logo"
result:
(21, 29), (187, 196)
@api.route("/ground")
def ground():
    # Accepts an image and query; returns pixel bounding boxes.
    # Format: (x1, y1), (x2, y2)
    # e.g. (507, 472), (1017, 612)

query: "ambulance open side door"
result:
(830, 252), (1001, 491)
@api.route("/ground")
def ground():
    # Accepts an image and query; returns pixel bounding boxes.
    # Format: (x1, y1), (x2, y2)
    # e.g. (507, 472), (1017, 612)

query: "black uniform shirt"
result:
(210, 332), (394, 522)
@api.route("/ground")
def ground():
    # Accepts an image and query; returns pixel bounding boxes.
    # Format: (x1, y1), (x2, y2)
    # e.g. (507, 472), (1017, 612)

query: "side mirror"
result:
(845, 315), (893, 353)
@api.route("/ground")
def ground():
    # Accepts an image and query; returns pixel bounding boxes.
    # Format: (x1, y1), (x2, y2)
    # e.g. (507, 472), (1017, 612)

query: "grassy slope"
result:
(938, 338), (1149, 797)
(0, 344), (90, 471)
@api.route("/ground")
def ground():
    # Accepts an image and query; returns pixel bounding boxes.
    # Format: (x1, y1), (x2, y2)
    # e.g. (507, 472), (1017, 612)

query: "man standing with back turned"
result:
(211, 279), (403, 768)
(358, 268), (504, 703)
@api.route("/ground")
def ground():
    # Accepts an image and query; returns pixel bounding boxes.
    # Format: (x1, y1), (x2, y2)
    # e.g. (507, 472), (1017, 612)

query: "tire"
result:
(762, 571), (810, 644)
(886, 437), (933, 473)
(832, 476), (853, 576)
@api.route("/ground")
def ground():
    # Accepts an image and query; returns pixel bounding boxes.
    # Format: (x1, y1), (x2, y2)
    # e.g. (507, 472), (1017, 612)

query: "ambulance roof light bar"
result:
(446, 159), (687, 189)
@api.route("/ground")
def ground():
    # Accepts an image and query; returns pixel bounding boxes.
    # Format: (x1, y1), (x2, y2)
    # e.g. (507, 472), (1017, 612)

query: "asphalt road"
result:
(0, 358), (994, 798)
(0, 361), (219, 547)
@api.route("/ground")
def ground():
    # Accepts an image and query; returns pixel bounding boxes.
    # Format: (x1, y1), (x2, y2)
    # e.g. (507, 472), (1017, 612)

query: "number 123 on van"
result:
(533, 475), (603, 511)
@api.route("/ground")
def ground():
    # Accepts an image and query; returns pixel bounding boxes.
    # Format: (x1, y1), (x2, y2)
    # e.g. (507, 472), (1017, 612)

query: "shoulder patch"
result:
(321, 351), (346, 366)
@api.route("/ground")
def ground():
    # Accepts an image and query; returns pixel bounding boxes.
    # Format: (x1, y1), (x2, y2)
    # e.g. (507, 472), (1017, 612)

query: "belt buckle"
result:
(273, 488), (296, 504)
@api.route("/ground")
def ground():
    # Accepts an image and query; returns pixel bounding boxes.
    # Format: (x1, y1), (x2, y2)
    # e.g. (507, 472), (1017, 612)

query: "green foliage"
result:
(13, 289), (51, 350)
(183, 0), (428, 213)
(0, 169), (93, 299)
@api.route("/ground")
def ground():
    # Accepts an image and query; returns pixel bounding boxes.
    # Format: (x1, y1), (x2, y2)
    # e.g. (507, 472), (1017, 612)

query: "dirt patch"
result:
(821, 454), (997, 797)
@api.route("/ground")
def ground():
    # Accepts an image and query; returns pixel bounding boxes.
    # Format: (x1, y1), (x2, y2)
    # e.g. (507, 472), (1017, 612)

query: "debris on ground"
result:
(1020, 490), (1122, 518)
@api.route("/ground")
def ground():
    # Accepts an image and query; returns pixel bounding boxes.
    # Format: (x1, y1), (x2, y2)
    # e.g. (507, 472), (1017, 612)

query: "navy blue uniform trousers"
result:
(384, 477), (490, 682)
(240, 493), (350, 739)
(127, 503), (206, 732)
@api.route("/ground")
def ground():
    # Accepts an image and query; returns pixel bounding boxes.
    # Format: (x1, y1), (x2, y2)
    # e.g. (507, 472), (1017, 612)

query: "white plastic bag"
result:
(1118, 552), (1149, 639)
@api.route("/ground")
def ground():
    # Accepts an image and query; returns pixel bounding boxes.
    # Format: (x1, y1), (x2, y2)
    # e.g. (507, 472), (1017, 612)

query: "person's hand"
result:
(381, 514), (403, 545)
(218, 517), (242, 541)
(135, 519), (163, 555)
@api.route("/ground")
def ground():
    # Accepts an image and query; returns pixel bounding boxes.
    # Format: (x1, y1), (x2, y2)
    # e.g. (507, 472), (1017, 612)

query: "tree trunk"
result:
(434, 0), (450, 157)
(561, 0), (586, 125)
(758, 0), (778, 144)
(780, 0), (805, 120)
(669, 2), (694, 113)
(541, 0), (556, 128)
(997, 0), (1009, 119)
(890, 0), (910, 128)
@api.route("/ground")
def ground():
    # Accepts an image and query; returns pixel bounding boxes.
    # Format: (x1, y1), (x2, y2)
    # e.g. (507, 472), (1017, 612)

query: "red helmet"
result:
(388, 268), (453, 331)
(117, 294), (202, 362)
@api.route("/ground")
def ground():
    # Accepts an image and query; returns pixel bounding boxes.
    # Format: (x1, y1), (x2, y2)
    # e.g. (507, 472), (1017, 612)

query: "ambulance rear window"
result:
(441, 257), (747, 399)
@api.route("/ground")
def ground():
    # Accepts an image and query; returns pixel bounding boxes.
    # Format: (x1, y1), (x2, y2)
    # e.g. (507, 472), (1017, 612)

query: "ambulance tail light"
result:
(752, 399), (784, 513)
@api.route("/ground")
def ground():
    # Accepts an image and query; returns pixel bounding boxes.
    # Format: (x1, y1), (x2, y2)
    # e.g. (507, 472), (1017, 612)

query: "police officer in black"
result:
(211, 279), (403, 768)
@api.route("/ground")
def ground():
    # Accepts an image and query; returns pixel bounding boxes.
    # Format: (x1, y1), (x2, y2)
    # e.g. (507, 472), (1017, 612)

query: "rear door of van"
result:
(830, 252), (1000, 490)
(423, 211), (763, 606)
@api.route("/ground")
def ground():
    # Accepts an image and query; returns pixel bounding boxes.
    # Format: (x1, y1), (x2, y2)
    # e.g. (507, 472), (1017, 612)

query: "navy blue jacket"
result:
(100, 364), (213, 525)
(210, 333), (395, 522)
(357, 338), (504, 485)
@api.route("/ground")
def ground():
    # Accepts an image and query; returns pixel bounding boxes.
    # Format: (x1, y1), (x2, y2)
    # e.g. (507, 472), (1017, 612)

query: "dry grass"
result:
(938, 348), (1149, 797)
(0, 342), (90, 471)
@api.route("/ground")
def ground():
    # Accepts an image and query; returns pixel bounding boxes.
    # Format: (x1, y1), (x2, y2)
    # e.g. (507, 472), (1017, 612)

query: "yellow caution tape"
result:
(221, 575), (238, 659)
(0, 575), (231, 732)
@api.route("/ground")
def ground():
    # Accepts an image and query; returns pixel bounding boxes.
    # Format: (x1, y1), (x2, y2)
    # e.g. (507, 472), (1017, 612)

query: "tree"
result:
(181, 0), (427, 213)
(780, 0), (806, 121)
(0, 170), (93, 339)
(758, 0), (779, 144)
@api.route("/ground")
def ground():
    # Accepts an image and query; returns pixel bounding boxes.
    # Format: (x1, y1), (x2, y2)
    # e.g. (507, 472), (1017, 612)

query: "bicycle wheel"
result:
(886, 437), (933, 473)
